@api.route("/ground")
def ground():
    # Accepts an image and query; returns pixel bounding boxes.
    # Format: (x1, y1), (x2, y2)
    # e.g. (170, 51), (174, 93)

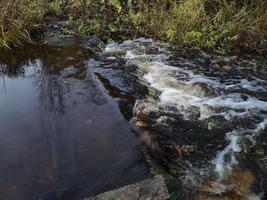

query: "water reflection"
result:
(0, 44), (150, 200)
(38, 71), (66, 114)
(0, 72), (6, 93)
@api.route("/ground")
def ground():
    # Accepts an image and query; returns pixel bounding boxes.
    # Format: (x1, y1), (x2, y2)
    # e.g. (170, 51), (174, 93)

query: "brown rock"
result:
(125, 63), (138, 72)
(222, 65), (232, 71)
(210, 58), (232, 71)
(195, 171), (259, 200)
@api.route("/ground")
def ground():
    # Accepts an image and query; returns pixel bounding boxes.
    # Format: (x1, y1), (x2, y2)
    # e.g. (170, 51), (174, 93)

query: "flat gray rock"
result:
(86, 175), (169, 200)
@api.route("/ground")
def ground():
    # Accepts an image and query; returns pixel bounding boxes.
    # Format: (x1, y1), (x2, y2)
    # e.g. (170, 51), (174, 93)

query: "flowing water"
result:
(0, 43), (151, 200)
(0, 38), (267, 200)
(103, 39), (267, 199)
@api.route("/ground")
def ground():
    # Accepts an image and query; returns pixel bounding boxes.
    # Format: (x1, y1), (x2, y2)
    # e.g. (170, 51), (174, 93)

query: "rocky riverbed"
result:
(97, 38), (267, 200)
(0, 37), (266, 200)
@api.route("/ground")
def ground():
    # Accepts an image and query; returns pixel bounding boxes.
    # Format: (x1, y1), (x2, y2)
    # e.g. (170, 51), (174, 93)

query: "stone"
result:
(85, 175), (169, 200)
(125, 63), (138, 72)
(196, 171), (260, 200)
(222, 65), (232, 71)
(210, 57), (232, 71)
(80, 37), (105, 54)
(199, 181), (230, 195)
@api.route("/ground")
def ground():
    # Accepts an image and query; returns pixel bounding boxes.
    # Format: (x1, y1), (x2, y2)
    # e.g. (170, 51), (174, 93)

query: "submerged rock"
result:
(196, 171), (260, 200)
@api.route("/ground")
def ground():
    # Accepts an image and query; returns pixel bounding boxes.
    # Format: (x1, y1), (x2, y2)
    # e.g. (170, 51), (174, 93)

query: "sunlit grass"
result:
(137, 0), (267, 49)
(1, 0), (266, 51)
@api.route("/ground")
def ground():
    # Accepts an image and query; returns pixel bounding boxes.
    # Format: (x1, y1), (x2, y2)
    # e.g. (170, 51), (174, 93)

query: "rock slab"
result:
(85, 175), (169, 200)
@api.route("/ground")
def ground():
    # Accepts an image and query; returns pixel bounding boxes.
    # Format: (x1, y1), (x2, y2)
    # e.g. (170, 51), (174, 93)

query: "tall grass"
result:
(1, 0), (266, 51)
(62, 0), (267, 50)
(0, 0), (45, 49)
(137, 0), (267, 50)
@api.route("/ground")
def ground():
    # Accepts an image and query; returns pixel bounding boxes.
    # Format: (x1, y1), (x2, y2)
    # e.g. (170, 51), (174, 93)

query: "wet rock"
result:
(125, 63), (139, 72)
(135, 104), (146, 120)
(230, 54), (240, 61)
(174, 144), (185, 159)
(133, 101), (160, 120)
(102, 50), (127, 58)
(80, 37), (105, 54)
(199, 181), (231, 195)
(117, 57), (127, 65)
(183, 106), (201, 120)
(222, 65), (232, 71)
(196, 171), (259, 200)
(99, 39), (267, 200)
(210, 57), (232, 71)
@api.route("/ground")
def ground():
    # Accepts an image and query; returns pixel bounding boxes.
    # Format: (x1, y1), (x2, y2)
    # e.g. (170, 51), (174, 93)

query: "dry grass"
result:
(0, 0), (44, 49)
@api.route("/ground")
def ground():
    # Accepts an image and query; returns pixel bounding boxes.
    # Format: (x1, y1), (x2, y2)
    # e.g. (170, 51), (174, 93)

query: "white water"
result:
(213, 131), (241, 179)
(105, 39), (267, 178)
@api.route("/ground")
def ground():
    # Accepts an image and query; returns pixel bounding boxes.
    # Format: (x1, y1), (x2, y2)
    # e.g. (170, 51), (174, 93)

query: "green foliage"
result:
(110, 0), (122, 14)
(183, 31), (203, 47)
(135, 0), (267, 50)
(107, 38), (114, 44)
(49, 1), (61, 14)
(1, 0), (267, 51)
(261, 40), (267, 49)
(166, 28), (176, 42)
(75, 18), (102, 36)
(129, 12), (144, 27)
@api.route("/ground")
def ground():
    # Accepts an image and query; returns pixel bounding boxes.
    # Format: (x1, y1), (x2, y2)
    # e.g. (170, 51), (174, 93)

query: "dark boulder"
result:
(80, 36), (105, 54)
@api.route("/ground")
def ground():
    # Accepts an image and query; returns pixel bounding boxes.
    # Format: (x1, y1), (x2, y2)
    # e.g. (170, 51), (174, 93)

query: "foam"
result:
(213, 131), (241, 178)
(104, 39), (267, 178)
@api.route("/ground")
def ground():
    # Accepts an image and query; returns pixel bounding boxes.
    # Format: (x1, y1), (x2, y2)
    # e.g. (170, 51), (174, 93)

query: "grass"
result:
(1, 0), (267, 52)
(0, 0), (43, 49)
(0, 0), (61, 50)
(62, 0), (267, 52)
(135, 0), (267, 51)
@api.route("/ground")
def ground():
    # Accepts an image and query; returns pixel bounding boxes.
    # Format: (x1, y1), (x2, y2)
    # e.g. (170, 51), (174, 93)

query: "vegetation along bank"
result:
(1, 0), (267, 53)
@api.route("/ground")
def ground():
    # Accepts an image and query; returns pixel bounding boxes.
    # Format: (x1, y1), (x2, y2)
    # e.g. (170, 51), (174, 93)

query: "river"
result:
(0, 38), (267, 200)
(104, 38), (267, 200)
(0, 42), (151, 200)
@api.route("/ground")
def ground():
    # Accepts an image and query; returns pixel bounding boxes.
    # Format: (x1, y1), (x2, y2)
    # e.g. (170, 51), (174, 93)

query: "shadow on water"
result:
(0, 43), (151, 200)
